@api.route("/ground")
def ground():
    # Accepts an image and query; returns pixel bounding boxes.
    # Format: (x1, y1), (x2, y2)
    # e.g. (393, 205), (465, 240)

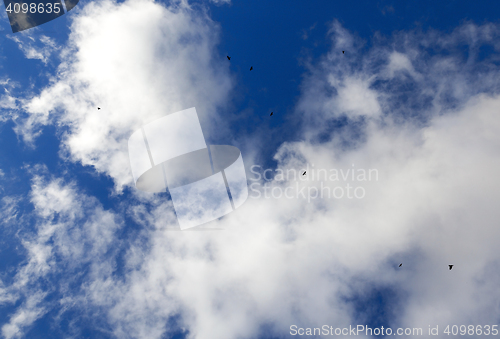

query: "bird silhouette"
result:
(270, 112), (273, 116)
(302, 171), (306, 176)
(449, 265), (453, 270)
(399, 263), (402, 267)
(342, 51), (344, 54)
(97, 107), (101, 110)
(227, 56), (231, 60)
(250, 66), (253, 71)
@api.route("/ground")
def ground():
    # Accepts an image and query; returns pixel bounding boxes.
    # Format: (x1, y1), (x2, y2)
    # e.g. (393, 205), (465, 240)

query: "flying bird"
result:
(449, 265), (454, 270)
(270, 112), (273, 116)
(227, 56), (231, 60)
(250, 66), (253, 71)
(97, 107), (101, 110)
(342, 51), (344, 54)
(302, 171), (306, 176)
(399, 263), (402, 267)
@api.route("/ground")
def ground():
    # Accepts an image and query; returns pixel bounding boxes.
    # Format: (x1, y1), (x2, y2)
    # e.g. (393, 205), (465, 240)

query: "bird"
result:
(270, 112), (273, 116)
(399, 263), (402, 267)
(342, 51), (344, 54)
(449, 265), (453, 270)
(97, 107), (101, 110)
(302, 171), (306, 176)
(250, 66), (253, 71)
(227, 56), (231, 60)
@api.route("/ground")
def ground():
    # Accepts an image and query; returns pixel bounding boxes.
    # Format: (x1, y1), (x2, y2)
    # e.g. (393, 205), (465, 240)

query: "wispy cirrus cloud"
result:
(297, 20), (500, 139)
(0, 168), (121, 338)
(7, 33), (59, 64)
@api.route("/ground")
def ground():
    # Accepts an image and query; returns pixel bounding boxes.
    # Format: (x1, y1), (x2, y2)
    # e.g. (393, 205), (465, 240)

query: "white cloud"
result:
(2, 292), (47, 339)
(0, 79), (19, 123)
(0, 171), (121, 338)
(297, 20), (500, 139)
(15, 0), (233, 191)
(0, 92), (17, 111)
(7, 34), (59, 64)
(0, 196), (20, 226)
(385, 51), (419, 79)
(332, 76), (381, 117)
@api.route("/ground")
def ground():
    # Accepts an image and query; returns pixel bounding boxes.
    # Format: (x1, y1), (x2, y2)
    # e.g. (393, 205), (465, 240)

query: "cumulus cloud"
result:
(15, 0), (233, 190)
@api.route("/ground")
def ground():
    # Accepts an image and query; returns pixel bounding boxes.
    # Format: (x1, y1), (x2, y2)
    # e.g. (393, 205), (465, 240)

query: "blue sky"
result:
(1, 0), (500, 338)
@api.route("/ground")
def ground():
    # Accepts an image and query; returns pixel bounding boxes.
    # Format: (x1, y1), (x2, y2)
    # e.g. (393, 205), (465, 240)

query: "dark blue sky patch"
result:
(161, 314), (189, 339)
(342, 283), (407, 337)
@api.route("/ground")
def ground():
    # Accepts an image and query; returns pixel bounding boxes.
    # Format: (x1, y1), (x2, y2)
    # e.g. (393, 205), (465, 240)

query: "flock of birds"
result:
(96, 52), (454, 272)
(225, 52), (348, 116)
